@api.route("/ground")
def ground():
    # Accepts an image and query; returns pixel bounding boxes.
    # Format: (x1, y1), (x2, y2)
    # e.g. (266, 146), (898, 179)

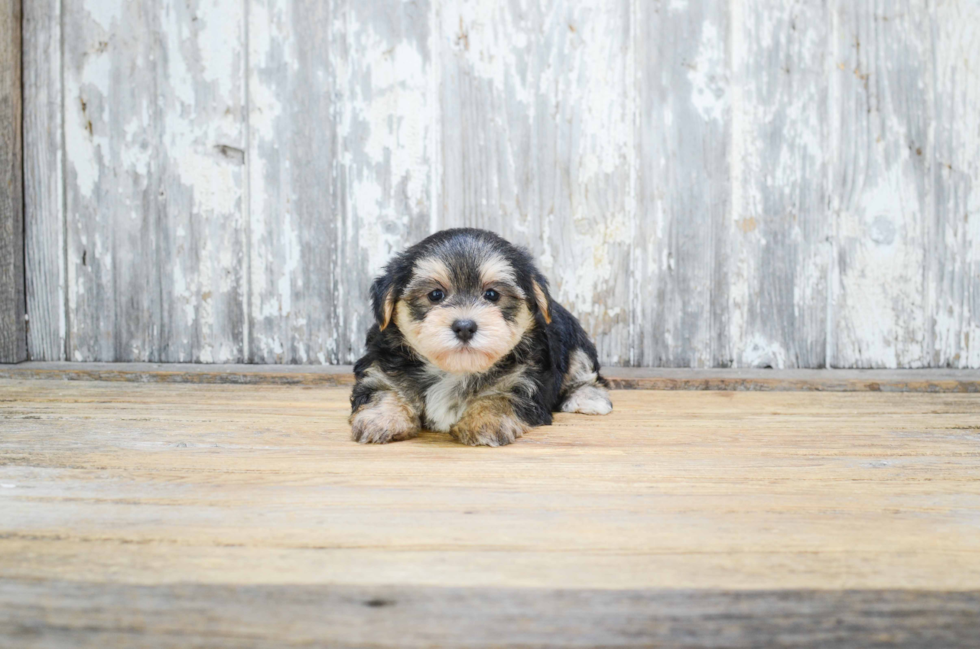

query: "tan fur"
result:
(362, 364), (397, 391)
(349, 391), (420, 444)
(450, 397), (529, 447)
(395, 300), (534, 375)
(422, 362), (536, 431)
(478, 254), (521, 293)
(532, 280), (551, 324)
(378, 289), (395, 331)
(410, 256), (452, 290)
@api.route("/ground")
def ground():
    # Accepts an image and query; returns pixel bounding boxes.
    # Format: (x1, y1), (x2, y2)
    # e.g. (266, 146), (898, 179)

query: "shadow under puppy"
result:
(350, 228), (612, 446)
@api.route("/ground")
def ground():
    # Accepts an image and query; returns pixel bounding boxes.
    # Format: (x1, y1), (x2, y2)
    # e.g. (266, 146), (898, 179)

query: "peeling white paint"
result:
(64, 34), (111, 200)
(688, 22), (728, 123)
(30, 0), (980, 368)
(59, 0), (246, 363)
(352, 33), (429, 228)
(84, 1), (120, 32)
(740, 334), (788, 369)
(837, 169), (927, 367)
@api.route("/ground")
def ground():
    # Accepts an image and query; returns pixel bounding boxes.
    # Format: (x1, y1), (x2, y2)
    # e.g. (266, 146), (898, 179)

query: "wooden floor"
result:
(2, 378), (979, 647)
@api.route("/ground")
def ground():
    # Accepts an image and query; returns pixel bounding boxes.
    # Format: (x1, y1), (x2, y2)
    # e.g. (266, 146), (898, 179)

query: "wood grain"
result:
(931, 1), (980, 368)
(829, 0), (933, 368)
(729, 0), (830, 369)
(3, 362), (980, 392)
(1, 381), (979, 644)
(440, 0), (634, 365)
(247, 0), (340, 364)
(2, 581), (977, 648)
(1, 381), (979, 590)
(634, 0), (732, 368)
(339, 0), (435, 358)
(62, 0), (247, 362)
(0, 0), (26, 364)
(247, 0), (434, 364)
(19, 0), (980, 369)
(23, 0), (65, 361)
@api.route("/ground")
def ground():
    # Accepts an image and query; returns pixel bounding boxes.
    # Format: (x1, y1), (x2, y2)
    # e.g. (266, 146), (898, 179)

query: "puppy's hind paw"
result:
(349, 392), (420, 444)
(561, 385), (613, 415)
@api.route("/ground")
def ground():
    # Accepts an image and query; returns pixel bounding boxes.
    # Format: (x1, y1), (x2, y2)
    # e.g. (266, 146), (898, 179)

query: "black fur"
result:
(351, 228), (608, 441)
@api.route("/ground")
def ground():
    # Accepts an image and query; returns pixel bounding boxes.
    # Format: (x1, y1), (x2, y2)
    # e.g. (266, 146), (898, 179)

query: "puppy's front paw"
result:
(450, 400), (529, 447)
(350, 392), (420, 444)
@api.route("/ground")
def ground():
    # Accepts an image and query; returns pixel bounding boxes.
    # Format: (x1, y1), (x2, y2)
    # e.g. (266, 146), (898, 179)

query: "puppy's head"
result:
(371, 229), (552, 374)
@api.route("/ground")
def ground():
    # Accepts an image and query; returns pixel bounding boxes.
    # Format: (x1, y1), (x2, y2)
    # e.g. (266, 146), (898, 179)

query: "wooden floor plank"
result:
(2, 580), (978, 649)
(1, 380), (979, 645)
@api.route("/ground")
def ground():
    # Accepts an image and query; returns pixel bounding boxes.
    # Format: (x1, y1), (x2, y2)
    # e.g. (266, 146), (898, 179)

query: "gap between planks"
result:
(1, 362), (980, 392)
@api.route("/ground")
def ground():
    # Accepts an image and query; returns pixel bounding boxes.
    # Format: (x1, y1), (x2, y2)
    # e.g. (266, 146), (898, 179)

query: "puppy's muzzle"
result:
(452, 319), (478, 342)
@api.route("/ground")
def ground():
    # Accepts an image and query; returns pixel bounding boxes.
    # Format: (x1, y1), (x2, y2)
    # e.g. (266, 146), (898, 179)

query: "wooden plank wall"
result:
(20, 0), (980, 368)
(0, 0), (26, 363)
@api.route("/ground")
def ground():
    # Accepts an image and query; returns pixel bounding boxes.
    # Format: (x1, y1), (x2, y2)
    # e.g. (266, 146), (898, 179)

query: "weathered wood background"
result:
(0, 0), (25, 363)
(20, 0), (980, 368)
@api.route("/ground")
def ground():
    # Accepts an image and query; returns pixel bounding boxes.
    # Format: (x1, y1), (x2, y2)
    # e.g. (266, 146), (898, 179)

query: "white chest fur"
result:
(423, 371), (471, 432)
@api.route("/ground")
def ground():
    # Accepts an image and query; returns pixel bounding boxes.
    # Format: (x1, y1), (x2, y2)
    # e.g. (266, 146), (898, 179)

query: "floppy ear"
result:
(531, 276), (552, 324)
(370, 272), (396, 331)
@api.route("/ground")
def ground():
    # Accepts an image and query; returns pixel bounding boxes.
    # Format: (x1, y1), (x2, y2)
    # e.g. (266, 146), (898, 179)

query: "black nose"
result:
(451, 319), (478, 342)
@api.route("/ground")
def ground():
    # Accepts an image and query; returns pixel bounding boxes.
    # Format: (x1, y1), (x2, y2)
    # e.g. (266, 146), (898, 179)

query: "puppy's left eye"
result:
(483, 289), (500, 303)
(428, 289), (445, 303)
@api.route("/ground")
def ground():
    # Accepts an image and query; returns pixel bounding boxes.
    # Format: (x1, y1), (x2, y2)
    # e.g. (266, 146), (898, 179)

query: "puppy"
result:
(349, 228), (612, 446)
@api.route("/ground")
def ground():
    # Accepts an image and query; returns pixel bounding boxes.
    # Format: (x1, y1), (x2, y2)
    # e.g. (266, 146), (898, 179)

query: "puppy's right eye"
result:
(427, 289), (445, 303)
